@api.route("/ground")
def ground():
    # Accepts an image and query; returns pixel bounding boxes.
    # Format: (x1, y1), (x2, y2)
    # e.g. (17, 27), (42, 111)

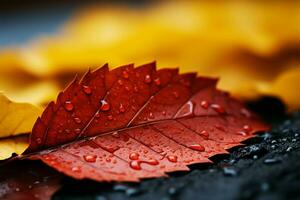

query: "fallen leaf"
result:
(0, 135), (28, 160)
(0, 94), (42, 160)
(0, 94), (42, 138)
(0, 160), (62, 200)
(23, 63), (269, 182)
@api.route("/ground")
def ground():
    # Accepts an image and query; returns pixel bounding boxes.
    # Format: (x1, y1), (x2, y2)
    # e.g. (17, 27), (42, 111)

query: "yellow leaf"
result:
(0, 94), (42, 138)
(0, 135), (28, 160)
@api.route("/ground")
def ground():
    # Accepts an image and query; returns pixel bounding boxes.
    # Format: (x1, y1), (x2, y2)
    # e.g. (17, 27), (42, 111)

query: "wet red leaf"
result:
(0, 161), (62, 200)
(23, 62), (269, 182)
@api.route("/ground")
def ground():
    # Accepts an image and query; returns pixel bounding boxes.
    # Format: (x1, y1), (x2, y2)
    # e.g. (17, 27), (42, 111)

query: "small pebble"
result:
(264, 158), (281, 164)
(292, 139), (297, 142)
(295, 133), (299, 137)
(253, 155), (258, 160)
(223, 167), (237, 176)
(271, 145), (276, 149)
(261, 182), (270, 192)
(168, 187), (177, 195)
(113, 184), (140, 196)
(282, 129), (289, 134)
(96, 196), (107, 200)
(271, 140), (277, 144)
(126, 188), (140, 196)
(286, 147), (293, 152)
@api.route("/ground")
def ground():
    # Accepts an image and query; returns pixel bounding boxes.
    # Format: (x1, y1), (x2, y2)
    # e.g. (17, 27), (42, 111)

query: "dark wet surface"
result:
(53, 99), (300, 200)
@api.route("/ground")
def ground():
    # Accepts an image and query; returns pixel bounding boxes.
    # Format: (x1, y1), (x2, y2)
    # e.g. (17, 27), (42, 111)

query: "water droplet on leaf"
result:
(71, 166), (81, 172)
(74, 117), (81, 124)
(200, 100), (209, 109)
(83, 85), (92, 95)
(100, 100), (110, 111)
(130, 160), (141, 170)
(129, 152), (139, 160)
(211, 104), (225, 114)
(122, 71), (129, 79)
(84, 155), (97, 163)
(144, 75), (152, 83)
(119, 104), (125, 113)
(154, 78), (161, 86)
(167, 155), (178, 163)
(189, 144), (205, 151)
(64, 101), (74, 111)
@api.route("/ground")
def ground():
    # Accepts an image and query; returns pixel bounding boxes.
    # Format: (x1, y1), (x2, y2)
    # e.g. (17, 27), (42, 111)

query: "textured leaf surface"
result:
(24, 63), (269, 182)
(0, 161), (62, 200)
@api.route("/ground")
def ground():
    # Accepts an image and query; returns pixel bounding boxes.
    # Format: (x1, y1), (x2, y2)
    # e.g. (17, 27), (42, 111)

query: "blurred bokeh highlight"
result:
(1, 1), (300, 110)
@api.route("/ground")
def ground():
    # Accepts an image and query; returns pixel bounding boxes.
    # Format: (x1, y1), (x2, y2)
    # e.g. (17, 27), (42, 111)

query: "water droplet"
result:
(200, 130), (209, 138)
(130, 160), (141, 170)
(146, 159), (159, 165)
(134, 86), (139, 92)
(243, 125), (252, 133)
(211, 104), (225, 114)
(100, 100), (110, 111)
(237, 131), (247, 136)
(167, 155), (178, 163)
(74, 128), (81, 134)
(144, 75), (152, 83)
(162, 110), (166, 115)
(200, 100), (209, 109)
(74, 117), (81, 124)
(36, 138), (42, 144)
(84, 155), (97, 163)
(83, 85), (92, 95)
(129, 152), (139, 160)
(15, 187), (20, 192)
(173, 91), (179, 99)
(240, 108), (251, 118)
(119, 104), (126, 113)
(189, 144), (205, 151)
(149, 112), (154, 119)
(104, 145), (120, 153)
(122, 71), (129, 79)
(71, 166), (81, 172)
(118, 79), (123, 85)
(65, 129), (70, 134)
(107, 115), (113, 120)
(125, 86), (130, 91)
(64, 101), (74, 111)
(154, 78), (161, 86)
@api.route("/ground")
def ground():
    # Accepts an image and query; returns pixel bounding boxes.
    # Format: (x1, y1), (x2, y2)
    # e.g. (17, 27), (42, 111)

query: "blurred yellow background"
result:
(1, 1), (300, 110)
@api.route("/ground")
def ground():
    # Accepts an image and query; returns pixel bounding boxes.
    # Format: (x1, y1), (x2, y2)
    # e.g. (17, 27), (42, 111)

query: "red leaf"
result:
(23, 62), (269, 182)
(0, 161), (62, 200)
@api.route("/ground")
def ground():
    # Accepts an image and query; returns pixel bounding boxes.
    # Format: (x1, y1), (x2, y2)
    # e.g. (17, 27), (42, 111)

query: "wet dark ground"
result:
(53, 98), (300, 200)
